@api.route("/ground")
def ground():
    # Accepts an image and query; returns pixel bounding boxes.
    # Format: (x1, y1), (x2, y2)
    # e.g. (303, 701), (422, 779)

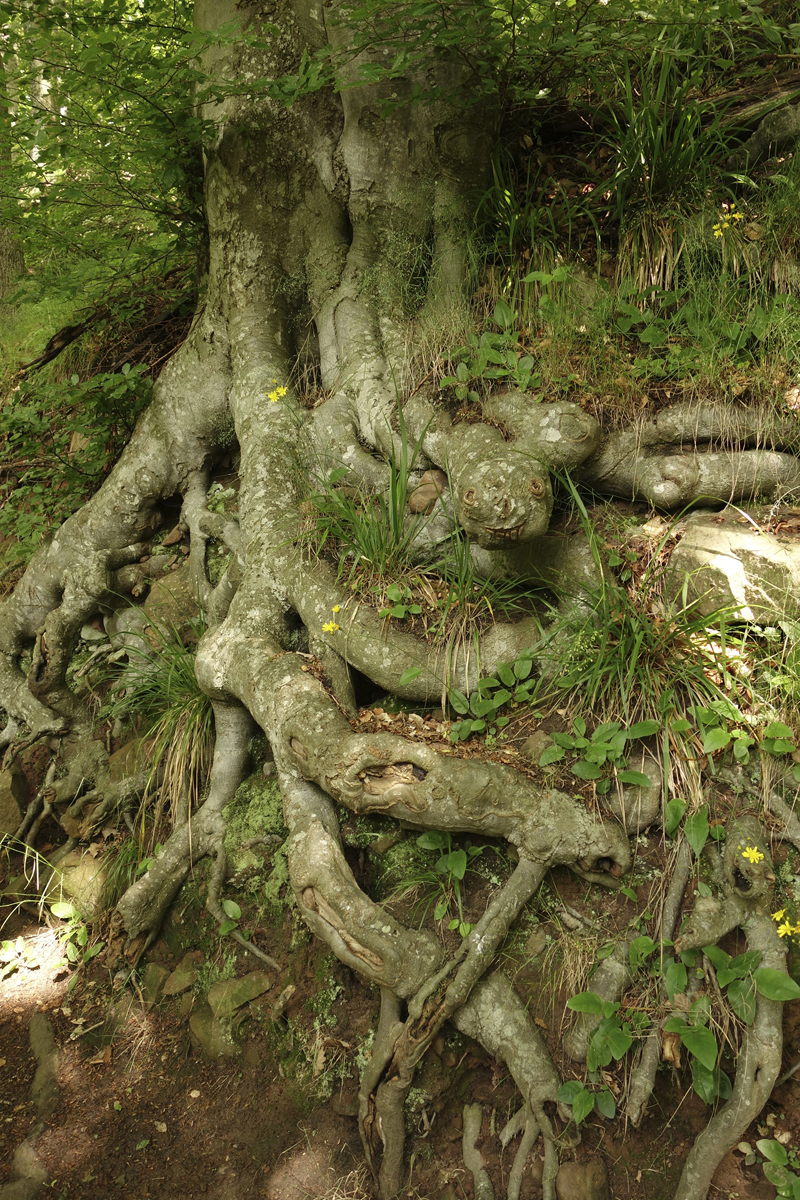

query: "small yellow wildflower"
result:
(778, 921), (793, 938)
(323, 620), (340, 633)
(267, 389), (279, 402)
(773, 909), (786, 922)
(332, 605), (340, 613)
(277, 386), (287, 397)
(741, 846), (764, 864)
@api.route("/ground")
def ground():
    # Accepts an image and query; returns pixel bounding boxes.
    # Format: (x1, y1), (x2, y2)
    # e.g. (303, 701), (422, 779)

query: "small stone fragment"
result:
(520, 731), (554, 765)
(141, 963), (171, 1007)
(163, 951), (202, 996)
(555, 1159), (610, 1200)
(162, 524), (183, 546)
(189, 1006), (238, 1059)
(207, 971), (272, 1018)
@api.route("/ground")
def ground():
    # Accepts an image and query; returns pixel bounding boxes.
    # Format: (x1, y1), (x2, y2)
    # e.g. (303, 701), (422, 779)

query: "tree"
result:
(3, 2), (800, 1198)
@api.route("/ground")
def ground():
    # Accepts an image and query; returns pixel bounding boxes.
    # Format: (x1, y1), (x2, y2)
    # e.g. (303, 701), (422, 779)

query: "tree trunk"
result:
(3, 5), (798, 1197)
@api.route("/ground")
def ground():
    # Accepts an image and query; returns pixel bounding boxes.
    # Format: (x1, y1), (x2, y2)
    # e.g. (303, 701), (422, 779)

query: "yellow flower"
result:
(741, 846), (764, 864)
(267, 390), (279, 402)
(773, 909), (786, 922)
(277, 386), (287, 397)
(778, 921), (793, 938)
(323, 620), (340, 633)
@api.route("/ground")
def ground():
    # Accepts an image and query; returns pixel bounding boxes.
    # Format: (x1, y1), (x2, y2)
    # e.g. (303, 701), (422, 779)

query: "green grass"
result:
(105, 612), (214, 847)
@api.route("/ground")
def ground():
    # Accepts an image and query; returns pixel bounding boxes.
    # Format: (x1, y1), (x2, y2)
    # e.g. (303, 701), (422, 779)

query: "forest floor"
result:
(2, 808), (798, 1200)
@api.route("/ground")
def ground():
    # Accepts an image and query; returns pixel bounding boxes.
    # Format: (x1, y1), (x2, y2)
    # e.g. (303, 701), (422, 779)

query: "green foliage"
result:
(105, 612), (214, 840)
(388, 830), (485, 937)
(0, 363), (152, 564)
(750, 1139), (800, 1198)
(557, 1078), (616, 1125)
(440, 298), (542, 401)
(447, 649), (535, 742)
(302, 405), (425, 583)
(538, 715), (661, 795)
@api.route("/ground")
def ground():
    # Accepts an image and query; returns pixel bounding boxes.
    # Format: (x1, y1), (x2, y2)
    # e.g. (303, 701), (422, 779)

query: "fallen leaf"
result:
(154, 1121), (167, 1133)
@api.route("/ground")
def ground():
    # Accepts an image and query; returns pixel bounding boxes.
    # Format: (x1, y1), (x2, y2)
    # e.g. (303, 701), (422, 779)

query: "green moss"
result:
(223, 771), (292, 916)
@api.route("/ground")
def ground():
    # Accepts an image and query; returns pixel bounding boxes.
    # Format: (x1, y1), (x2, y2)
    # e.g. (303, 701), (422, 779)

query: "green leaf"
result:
(572, 760), (602, 780)
(51, 901), (77, 920)
(448, 689), (469, 715)
(443, 849), (467, 880)
(497, 663), (515, 687)
(621, 886), (637, 901)
(136, 1139), (149, 1150)
(702, 944), (731, 971)
(617, 770), (653, 788)
(552, 732), (577, 748)
(670, 718), (693, 733)
(595, 1088), (616, 1120)
(572, 1087), (595, 1125)
(557, 1080), (583, 1105)
(755, 969), (800, 1001)
(629, 935), (656, 970)
(222, 899), (241, 920)
(593, 722), (621, 743)
(573, 716), (587, 737)
(398, 667), (423, 685)
(220, 920), (238, 936)
(514, 657), (533, 680)
(703, 726), (731, 754)
(434, 901), (448, 921)
(663, 960), (687, 1000)
(539, 744), (565, 766)
(685, 807), (709, 857)
(764, 722), (793, 739)
(680, 1025), (718, 1071)
(566, 991), (605, 1014)
(726, 977), (757, 1024)
(757, 1139), (790, 1166)
(605, 1024), (633, 1060)
(665, 798), (686, 836)
(627, 719), (661, 738)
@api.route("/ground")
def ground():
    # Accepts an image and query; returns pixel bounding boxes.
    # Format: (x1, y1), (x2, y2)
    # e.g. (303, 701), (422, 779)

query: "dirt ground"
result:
(4, 819), (800, 1200)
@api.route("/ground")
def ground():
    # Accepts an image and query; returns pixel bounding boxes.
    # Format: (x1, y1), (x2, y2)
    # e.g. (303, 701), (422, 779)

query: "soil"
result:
(4, 818), (800, 1200)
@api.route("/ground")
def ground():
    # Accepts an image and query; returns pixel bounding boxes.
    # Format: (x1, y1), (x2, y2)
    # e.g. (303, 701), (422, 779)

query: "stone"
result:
(142, 560), (199, 629)
(555, 1159), (610, 1200)
(667, 509), (800, 623)
(29, 1013), (59, 1120)
(521, 731), (554, 765)
(141, 963), (171, 1007)
(49, 848), (107, 918)
(0, 766), (26, 835)
(106, 740), (145, 784)
(207, 971), (272, 1018)
(189, 1005), (239, 1059)
(163, 951), (202, 996)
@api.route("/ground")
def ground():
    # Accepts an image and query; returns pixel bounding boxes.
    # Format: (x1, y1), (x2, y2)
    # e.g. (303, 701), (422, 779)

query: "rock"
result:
(409, 483), (446, 514)
(80, 623), (107, 642)
(0, 767), (26, 835)
(525, 926), (547, 957)
(29, 1013), (59, 1120)
(142, 560), (199, 628)
(602, 752), (662, 832)
(141, 963), (171, 1007)
(189, 1005), (239, 1059)
(207, 971), (272, 1018)
(106, 740), (145, 784)
(161, 524), (183, 547)
(521, 731), (554, 765)
(555, 1159), (610, 1200)
(49, 848), (107, 918)
(163, 951), (202, 996)
(667, 509), (800, 623)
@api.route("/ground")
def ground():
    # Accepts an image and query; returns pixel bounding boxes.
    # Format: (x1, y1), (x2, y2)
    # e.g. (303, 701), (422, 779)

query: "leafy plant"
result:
(377, 582), (422, 621)
(748, 1139), (800, 1198)
(0, 364), (153, 565)
(538, 715), (660, 794)
(557, 1078), (616, 1125)
(447, 649), (536, 742)
(391, 831), (484, 937)
(302, 403), (426, 583)
(105, 611), (214, 846)
(440, 298), (541, 401)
